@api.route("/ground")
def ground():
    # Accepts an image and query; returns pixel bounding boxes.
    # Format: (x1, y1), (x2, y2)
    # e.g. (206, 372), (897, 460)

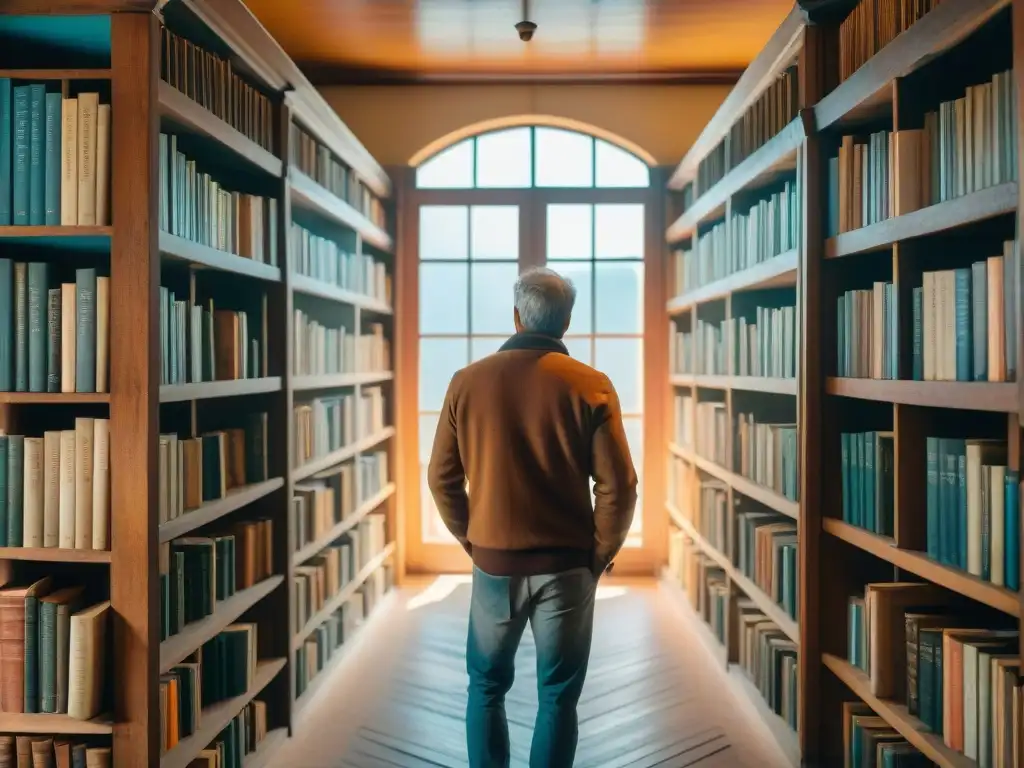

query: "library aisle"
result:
(274, 579), (792, 768)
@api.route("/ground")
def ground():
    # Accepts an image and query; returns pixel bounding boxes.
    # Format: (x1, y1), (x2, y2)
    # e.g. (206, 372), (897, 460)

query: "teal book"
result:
(1007, 470), (1020, 591)
(954, 268), (972, 381)
(0, 437), (7, 546)
(43, 93), (61, 226)
(972, 260), (988, 381)
(912, 286), (923, 381)
(24, 591), (39, 711)
(7, 435), (23, 547)
(0, 259), (12, 390)
(27, 262), (49, 393)
(926, 437), (939, 560)
(27, 84), (45, 226)
(46, 288), (60, 393)
(864, 432), (876, 532)
(38, 601), (56, 713)
(12, 86), (29, 225)
(71, 744), (86, 768)
(75, 268), (97, 393)
(13, 262), (27, 392)
(0, 79), (11, 225)
(851, 432), (861, 529)
(957, 445), (968, 571)
(837, 294), (846, 376)
(919, 629), (937, 732)
(841, 433), (850, 522)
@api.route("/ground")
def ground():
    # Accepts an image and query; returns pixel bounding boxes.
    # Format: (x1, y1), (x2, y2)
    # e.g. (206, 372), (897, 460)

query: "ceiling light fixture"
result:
(515, 0), (537, 42)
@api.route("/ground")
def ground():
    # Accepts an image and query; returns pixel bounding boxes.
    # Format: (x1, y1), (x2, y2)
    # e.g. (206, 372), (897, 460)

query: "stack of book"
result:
(736, 598), (798, 731)
(160, 26), (275, 154)
(160, 623), (259, 755)
(724, 304), (797, 378)
(294, 394), (357, 467)
(674, 218), (728, 293)
(840, 430), (895, 537)
(0, 82), (111, 227)
(843, 702), (932, 767)
(695, 401), (729, 467)
(696, 139), (727, 196)
(838, 0), (942, 83)
(0, 737), (110, 767)
(674, 393), (695, 450)
(0, 263), (110, 394)
(728, 65), (799, 168)
(728, 180), (801, 269)
(157, 413), (269, 524)
(734, 510), (798, 619)
(829, 131), (895, 235)
(159, 290), (268, 385)
(924, 436), (1020, 589)
(360, 386), (387, 437)
(158, 133), (279, 265)
(186, 700), (269, 768)
(669, 326), (693, 375)
(358, 323), (390, 373)
(293, 311), (356, 377)
(289, 222), (391, 303)
(734, 412), (799, 501)
(358, 450), (389, 500)
(293, 463), (357, 552)
(0, 580), (109, 718)
(694, 319), (727, 375)
(668, 527), (729, 644)
(693, 479), (729, 552)
(0, 420), (111, 551)
(912, 243), (1018, 383)
(836, 282), (898, 379)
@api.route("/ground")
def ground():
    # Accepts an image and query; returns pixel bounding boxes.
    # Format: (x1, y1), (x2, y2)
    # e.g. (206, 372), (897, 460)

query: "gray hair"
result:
(514, 267), (576, 338)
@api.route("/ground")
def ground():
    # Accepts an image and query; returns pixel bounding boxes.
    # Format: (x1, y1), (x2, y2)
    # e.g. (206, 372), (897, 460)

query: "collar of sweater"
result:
(498, 332), (569, 356)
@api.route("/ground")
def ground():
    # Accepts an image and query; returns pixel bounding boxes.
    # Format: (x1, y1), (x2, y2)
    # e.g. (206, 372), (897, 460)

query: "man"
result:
(428, 266), (638, 768)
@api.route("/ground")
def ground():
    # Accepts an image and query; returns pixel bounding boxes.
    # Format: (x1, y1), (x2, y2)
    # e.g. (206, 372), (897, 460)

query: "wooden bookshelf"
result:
(291, 427), (395, 483)
(292, 483), (395, 566)
(668, 0), (1024, 763)
(0, 3), (398, 766)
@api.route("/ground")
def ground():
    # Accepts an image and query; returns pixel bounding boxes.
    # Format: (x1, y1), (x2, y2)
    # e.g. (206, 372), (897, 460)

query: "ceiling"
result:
(244, 0), (795, 82)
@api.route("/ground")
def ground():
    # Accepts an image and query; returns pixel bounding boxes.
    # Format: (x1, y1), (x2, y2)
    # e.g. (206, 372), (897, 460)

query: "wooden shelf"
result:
(670, 374), (797, 396)
(243, 728), (288, 768)
(158, 80), (283, 178)
(0, 392), (110, 405)
(814, 0), (1009, 130)
(289, 169), (393, 253)
(292, 542), (395, 651)
(826, 377), (1018, 412)
(0, 712), (112, 735)
(825, 183), (1017, 258)
(0, 547), (110, 563)
(160, 576), (284, 674)
(822, 518), (1020, 616)
(158, 478), (284, 544)
(291, 273), (393, 314)
(291, 427), (396, 483)
(161, 658), (286, 768)
(293, 483), (396, 566)
(668, 504), (800, 644)
(0, 226), (112, 239)
(159, 231), (283, 283)
(292, 371), (393, 392)
(823, 654), (974, 768)
(670, 443), (800, 520)
(0, 69), (112, 80)
(667, 118), (804, 242)
(666, 250), (798, 313)
(159, 377), (282, 403)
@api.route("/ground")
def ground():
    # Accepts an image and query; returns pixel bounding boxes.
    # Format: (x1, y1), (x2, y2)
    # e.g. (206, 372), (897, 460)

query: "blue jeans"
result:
(466, 565), (597, 768)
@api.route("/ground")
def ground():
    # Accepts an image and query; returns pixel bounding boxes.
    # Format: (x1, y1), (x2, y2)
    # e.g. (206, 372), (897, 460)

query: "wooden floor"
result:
(272, 578), (793, 768)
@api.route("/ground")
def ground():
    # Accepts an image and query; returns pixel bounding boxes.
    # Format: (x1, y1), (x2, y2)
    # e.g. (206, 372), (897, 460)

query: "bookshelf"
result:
(0, 2), (398, 766)
(667, 0), (1024, 765)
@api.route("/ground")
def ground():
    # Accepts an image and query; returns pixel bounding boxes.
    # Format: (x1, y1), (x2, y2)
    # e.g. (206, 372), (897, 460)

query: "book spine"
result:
(38, 604), (55, 713)
(27, 85), (45, 226)
(912, 286), (923, 381)
(27, 262), (48, 393)
(0, 438), (8, 547)
(0, 259), (12, 391)
(23, 594), (38, 712)
(956, 444), (968, 570)
(0, 79), (12, 225)
(12, 86), (29, 225)
(6, 436), (23, 547)
(954, 268), (972, 381)
(75, 269), (96, 393)
(46, 289), (61, 393)
(14, 262), (27, 392)
(1006, 470), (1020, 591)
(43, 93), (62, 226)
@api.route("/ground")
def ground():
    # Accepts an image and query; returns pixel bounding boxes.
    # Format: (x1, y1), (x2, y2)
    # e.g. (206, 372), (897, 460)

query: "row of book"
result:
(0, 420), (110, 552)
(836, 282), (898, 380)
(157, 413), (269, 525)
(0, 736), (109, 768)
(0, 578), (108, 718)
(735, 413), (800, 502)
(290, 222), (392, 305)
(293, 314), (390, 377)
(672, 218), (726, 297)
(829, 131), (897, 235)
(913, 246), (1018, 383)
(0, 83), (110, 227)
(844, 703), (932, 767)
(692, 319), (728, 376)
(159, 623), (260, 755)
(667, 528), (728, 645)
(295, 564), (391, 698)
(926, 436), (1020, 590)
(677, 305), (798, 379)
(674, 394), (694, 451)
(688, 478), (730, 553)
(159, 290), (267, 386)
(838, 0), (941, 83)
(181, 700), (268, 768)
(159, 519), (274, 641)
(694, 401), (729, 468)
(840, 431), (895, 538)
(158, 133), (280, 266)
(288, 123), (386, 230)
(735, 509), (798, 621)
(695, 139), (727, 200)
(669, 326), (693, 376)
(293, 514), (386, 634)
(160, 25), (275, 154)
(727, 65), (800, 169)
(294, 395), (357, 468)
(359, 451), (389, 501)
(294, 462), (357, 554)
(846, 581), (1020, 763)
(0, 263), (109, 394)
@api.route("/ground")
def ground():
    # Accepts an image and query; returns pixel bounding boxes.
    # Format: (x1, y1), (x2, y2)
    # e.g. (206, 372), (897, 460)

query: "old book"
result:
(42, 432), (60, 548)
(94, 277), (108, 394)
(75, 93), (97, 227)
(94, 105), (109, 227)
(59, 284), (75, 393)
(57, 430), (75, 549)
(30, 737), (52, 768)
(67, 600), (110, 720)
(59, 98), (77, 226)
(0, 576), (52, 712)
(22, 437), (43, 547)
(73, 418), (94, 550)
(91, 419), (109, 551)
(39, 585), (83, 714)
(867, 582), (948, 699)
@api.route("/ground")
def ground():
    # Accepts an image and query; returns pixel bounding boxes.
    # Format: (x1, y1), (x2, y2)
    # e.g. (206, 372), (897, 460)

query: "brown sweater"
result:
(427, 333), (638, 576)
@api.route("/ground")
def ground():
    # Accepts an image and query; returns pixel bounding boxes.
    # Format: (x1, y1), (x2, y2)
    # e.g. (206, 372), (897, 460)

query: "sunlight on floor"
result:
(406, 574), (629, 611)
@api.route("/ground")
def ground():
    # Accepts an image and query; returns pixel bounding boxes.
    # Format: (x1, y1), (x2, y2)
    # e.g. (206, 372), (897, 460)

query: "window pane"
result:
(546, 204), (592, 261)
(535, 127), (593, 188)
(595, 140), (650, 188)
(471, 262), (517, 334)
(551, 261), (592, 335)
(564, 337), (592, 365)
(419, 337), (468, 411)
(416, 140), (474, 189)
(595, 262), (643, 334)
(595, 338), (643, 413)
(470, 206), (518, 261)
(471, 336), (505, 361)
(476, 128), (531, 188)
(420, 206), (468, 260)
(419, 413), (440, 464)
(420, 262), (468, 334)
(595, 204), (644, 260)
